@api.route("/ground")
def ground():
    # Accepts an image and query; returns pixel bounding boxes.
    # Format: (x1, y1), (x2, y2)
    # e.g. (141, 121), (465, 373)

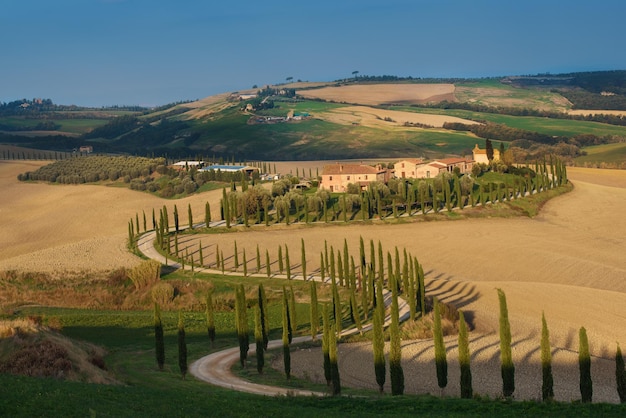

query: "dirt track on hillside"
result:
(1, 160), (626, 401)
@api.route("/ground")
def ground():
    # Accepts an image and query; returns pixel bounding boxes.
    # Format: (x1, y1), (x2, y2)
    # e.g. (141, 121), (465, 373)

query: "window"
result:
(347, 176), (350, 180)
(329, 176), (333, 181)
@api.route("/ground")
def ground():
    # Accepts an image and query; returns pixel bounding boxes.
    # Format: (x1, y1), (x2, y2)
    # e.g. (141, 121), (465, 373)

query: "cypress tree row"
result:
(579, 326), (592, 403)
(372, 302), (386, 393)
(433, 298), (448, 393)
(616, 343), (626, 403)
(154, 303), (165, 371)
(310, 281), (319, 339)
(389, 275), (404, 396)
(458, 310), (472, 399)
(178, 312), (187, 379)
(206, 290), (215, 348)
(282, 288), (291, 379)
(258, 284), (269, 349)
(255, 304), (264, 374)
(329, 323), (341, 396)
(497, 288), (515, 398)
(541, 312), (554, 401)
(322, 303), (332, 386)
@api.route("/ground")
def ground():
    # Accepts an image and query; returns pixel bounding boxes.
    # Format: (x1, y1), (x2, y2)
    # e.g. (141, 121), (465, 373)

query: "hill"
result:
(1, 71), (626, 165)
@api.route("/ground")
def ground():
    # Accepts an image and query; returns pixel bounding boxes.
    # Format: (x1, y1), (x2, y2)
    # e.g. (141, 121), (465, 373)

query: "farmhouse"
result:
(413, 158), (473, 178)
(394, 158), (425, 178)
(472, 144), (500, 164)
(199, 164), (259, 177)
(319, 163), (393, 193)
(79, 145), (93, 153)
(171, 160), (204, 171)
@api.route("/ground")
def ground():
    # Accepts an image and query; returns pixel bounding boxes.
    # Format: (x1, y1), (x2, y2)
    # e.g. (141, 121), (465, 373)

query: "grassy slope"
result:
(574, 142), (626, 165)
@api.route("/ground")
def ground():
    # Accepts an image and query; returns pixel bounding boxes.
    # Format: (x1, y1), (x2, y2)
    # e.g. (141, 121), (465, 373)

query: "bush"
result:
(128, 260), (161, 290)
(151, 282), (175, 305)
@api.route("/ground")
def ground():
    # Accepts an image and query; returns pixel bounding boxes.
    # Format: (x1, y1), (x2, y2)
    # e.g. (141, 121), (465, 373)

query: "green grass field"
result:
(574, 142), (626, 167)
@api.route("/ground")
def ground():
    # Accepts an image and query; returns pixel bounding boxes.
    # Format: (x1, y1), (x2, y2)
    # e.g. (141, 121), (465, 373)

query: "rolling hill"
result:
(1, 72), (626, 166)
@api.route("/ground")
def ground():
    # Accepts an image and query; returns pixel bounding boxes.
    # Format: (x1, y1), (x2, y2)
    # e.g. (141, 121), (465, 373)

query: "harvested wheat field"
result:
(318, 105), (479, 129)
(297, 84), (456, 106)
(2, 159), (626, 402)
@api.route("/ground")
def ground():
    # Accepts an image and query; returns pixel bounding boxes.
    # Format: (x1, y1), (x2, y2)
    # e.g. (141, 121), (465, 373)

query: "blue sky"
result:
(2, 0), (625, 107)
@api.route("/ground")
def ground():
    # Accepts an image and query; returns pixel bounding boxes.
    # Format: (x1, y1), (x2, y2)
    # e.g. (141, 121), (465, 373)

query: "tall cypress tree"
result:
(285, 245), (291, 279)
(497, 288), (515, 398)
(188, 203), (193, 230)
(322, 303), (331, 386)
(205, 201), (211, 228)
(541, 312), (554, 401)
(178, 312), (187, 379)
(236, 285), (249, 367)
(310, 281), (319, 340)
(329, 323), (341, 395)
(288, 285), (297, 335)
(265, 249), (271, 278)
(256, 244), (261, 273)
(616, 343), (626, 403)
(389, 275), (404, 395)
(154, 303), (165, 371)
(173, 204), (179, 233)
(258, 284), (269, 349)
(198, 242), (204, 267)
(255, 304), (264, 374)
(282, 288), (291, 379)
(458, 310), (472, 399)
(373, 303), (386, 393)
(579, 326), (592, 403)
(278, 245), (284, 274)
(206, 291), (215, 348)
(433, 298), (448, 393)
(301, 238), (307, 280)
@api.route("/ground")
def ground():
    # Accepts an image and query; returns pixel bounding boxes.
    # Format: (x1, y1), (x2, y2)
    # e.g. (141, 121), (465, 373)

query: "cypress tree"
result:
(205, 201), (211, 228)
(332, 279), (342, 336)
(288, 285), (297, 335)
(215, 244), (220, 268)
(265, 249), (271, 278)
(433, 298), (448, 393)
(256, 244), (261, 273)
(282, 288), (291, 379)
(372, 304), (386, 393)
(329, 323), (341, 395)
(278, 245), (284, 273)
(301, 238), (307, 279)
(154, 303), (165, 371)
(234, 241), (239, 270)
(616, 343), (626, 403)
(458, 310), (472, 399)
(579, 326), (592, 403)
(310, 281), (319, 339)
(343, 239), (349, 285)
(330, 246), (336, 284)
(236, 285), (249, 367)
(174, 204), (179, 233)
(143, 210), (147, 232)
(320, 252), (326, 281)
(255, 304), (264, 374)
(136, 213), (140, 234)
(188, 203), (193, 230)
(497, 289), (515, 398)
(349, 287), (362, 334)
(541, 312), (554, 401)
(285, 245), (291, 279)
(198, 242), (204, 266)
(258, 284), (269, 349)
(243, 249), (248, 277)
(206, 291), (215, 348)
(389, 274), (404, 395)
(337, 252), (344, 287)
(178, 312), (188, 379)
(322, 303), (332, 386)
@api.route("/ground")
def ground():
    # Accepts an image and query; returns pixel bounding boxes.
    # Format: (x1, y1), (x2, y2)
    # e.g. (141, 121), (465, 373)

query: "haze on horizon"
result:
(2, 0), (626, 107)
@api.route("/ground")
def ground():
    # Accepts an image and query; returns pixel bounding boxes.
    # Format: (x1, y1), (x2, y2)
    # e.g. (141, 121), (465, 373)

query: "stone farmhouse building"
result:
(411, 157), (474, 179)
(394, 158), (425, 179)
(472, 144), (500, 164)
(319, 163), (393, 193)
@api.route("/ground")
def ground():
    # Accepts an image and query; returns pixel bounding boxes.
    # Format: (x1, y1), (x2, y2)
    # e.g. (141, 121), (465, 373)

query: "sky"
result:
(2, 0), (626, 107)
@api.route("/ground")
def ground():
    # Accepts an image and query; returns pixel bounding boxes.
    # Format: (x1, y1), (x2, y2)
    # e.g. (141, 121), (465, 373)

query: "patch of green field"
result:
(56, 119), (109, 134)
(575, 142), (626, 166)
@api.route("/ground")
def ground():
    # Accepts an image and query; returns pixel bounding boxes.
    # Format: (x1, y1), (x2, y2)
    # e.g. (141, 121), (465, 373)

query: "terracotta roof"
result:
(396, 158), (424, 165)
(322, 164), (383, 175)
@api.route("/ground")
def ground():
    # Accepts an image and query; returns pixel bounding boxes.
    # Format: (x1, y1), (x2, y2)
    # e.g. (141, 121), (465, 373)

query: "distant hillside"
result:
(1, 71), (625, 164)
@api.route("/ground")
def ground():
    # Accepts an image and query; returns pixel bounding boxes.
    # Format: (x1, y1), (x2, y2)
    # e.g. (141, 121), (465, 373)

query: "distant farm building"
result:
(199, 164), (259, 177)
(472, 144), (500, 164)
(171, 161), (204, 171)
(79, 145), (93, 153)
(319, 163), (393, 193)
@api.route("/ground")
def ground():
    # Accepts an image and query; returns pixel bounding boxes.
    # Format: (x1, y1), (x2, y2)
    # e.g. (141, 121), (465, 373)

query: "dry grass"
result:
(318, 105), (479, 129)
(297, 84), (456, 106)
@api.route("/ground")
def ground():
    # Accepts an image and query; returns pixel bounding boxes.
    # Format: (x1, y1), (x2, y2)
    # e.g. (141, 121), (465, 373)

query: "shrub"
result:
(128, 260), (161, 290)
(151, 282), (175, 305)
